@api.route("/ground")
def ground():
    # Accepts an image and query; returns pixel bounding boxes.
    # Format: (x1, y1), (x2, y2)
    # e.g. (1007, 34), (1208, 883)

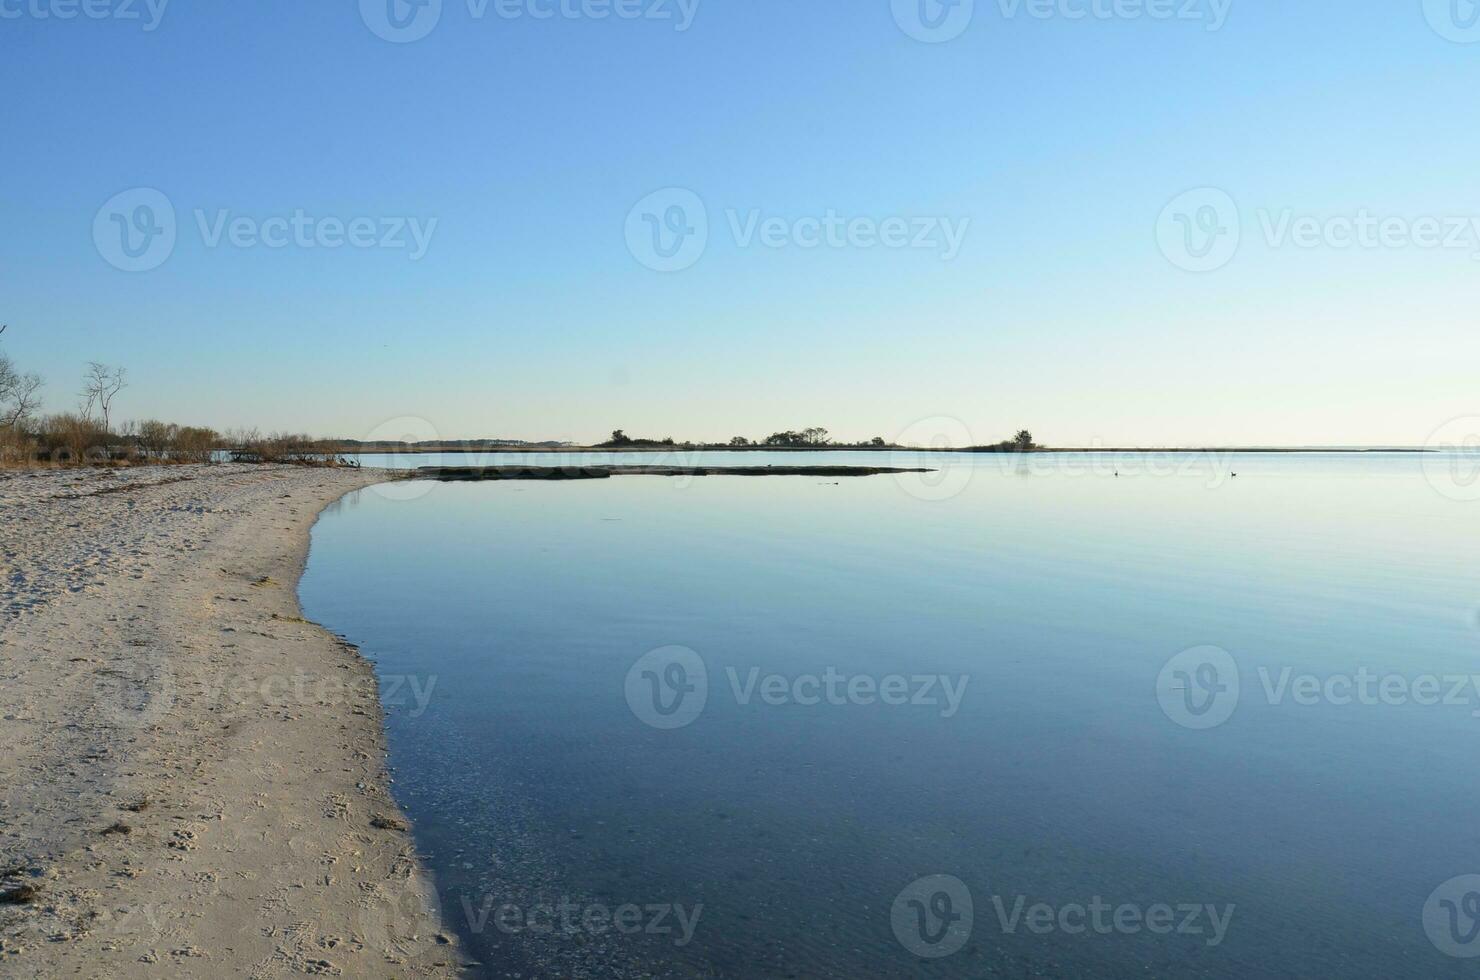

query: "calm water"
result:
(300, 452), (1480, 978)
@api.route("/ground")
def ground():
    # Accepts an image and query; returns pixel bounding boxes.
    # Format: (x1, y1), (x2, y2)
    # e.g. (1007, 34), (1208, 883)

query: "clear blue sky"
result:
(4, 0), (1478, 446)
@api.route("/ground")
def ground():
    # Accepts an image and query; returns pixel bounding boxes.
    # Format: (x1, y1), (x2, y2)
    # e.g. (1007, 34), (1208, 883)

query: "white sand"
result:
(0, 464), (462, 977)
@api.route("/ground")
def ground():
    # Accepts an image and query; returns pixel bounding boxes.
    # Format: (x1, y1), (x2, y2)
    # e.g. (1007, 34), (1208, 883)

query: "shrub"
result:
(36, 413), (111, 464)
(173, 426), (218, 464)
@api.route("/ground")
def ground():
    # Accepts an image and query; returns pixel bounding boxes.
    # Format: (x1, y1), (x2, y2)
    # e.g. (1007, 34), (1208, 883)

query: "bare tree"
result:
(0, 325), (45, 429)
(137, 419), (178, 459)
(80, 362), (127, 434)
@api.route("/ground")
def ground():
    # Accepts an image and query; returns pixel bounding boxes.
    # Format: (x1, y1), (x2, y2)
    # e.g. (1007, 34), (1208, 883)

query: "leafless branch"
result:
(80, 362), (128, 434)
(0, 327), (44, 430)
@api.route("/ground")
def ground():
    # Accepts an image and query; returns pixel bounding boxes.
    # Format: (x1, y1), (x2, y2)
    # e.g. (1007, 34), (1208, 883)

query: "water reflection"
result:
(300, 452), (1480, 978)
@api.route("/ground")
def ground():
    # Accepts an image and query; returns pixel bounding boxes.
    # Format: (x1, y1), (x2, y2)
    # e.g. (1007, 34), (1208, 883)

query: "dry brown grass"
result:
(1, 419), (355, 471)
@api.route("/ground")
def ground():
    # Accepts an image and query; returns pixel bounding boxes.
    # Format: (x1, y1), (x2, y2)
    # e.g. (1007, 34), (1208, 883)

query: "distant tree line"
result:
(601, 427), (1039, 452)
(600, 427), (887, 449)
(601, 429), (678, 448)
(2, 325), (1043, 467)
(987, 430), (1037, 452)
(337, 439), (572, 450)
(0, 327), (348, 468)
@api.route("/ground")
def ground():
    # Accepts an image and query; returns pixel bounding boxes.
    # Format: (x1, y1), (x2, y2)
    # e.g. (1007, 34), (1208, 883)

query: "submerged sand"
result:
(0, 464), (461, 978)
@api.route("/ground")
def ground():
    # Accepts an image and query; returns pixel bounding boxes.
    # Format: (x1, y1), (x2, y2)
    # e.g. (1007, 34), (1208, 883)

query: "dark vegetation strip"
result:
(414, 465), (934, 481)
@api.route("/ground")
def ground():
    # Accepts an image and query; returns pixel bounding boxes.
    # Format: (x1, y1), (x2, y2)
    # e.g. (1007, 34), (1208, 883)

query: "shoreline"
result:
(0, 464), (461, 977)
(327, 445), (1439, 455)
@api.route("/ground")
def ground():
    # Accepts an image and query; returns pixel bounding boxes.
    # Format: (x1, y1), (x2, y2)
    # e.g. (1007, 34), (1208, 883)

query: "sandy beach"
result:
(0, 464), (461, 978)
